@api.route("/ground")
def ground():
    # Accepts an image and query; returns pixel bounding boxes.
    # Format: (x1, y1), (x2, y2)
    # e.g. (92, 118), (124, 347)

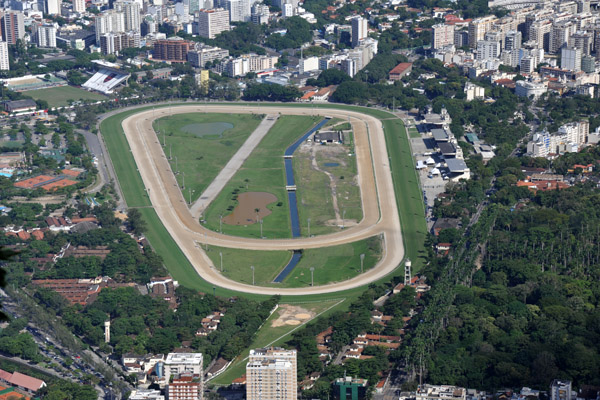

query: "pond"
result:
(223, 192), (277, 225)
(180, 122), (234, 138)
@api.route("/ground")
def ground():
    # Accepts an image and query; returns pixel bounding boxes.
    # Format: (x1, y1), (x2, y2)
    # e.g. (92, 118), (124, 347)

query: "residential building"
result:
(187, 44), (229, 67)
(129, 389), (165, 400)
(197, 8), (230, 39)
(476, 39), (501, 60)
(168, 373), (203, 400)
(95, 10), (125, 42)
(432, 24), (455, 50)
(73, 0), (86, 12)
(515, 80), (547, 98)
(117, 1), (142, 33)
(45, 0), (61, 15)
(527, 121), (589, 157)
(153, 39), (192, 62)
(416, 385), (467, 400)
(282, 1), (294, 18)
(464, 82), (485, 101)
(2, 11), (25, 45)
(223, 0), (251, 22)
(164, 353), (204, 378)
(550, 20), (575, 53)
(468, 16), (497, 48)
(246, 348), (297, 400)
(0, 42), (9, 71)
(571, 31), (592, 55)
(550, 380), (572, 400)
(561, 46), (582, 71)
(299, 56), (319, 73)
(100, 31), (140, 55)
(351, 17), (368, 48)
(454, 30), (468, 47)
(505, 30), (522, 50)
(35, 24), (57, 48)
(582, 55), (595, 72)
(251, 3), (270, 24)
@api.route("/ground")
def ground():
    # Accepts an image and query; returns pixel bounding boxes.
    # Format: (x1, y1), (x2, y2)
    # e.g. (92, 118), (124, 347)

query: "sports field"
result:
(153, 113), (263, 203)
(22, 86), (107, 107)
(201, 115), (320, 239)
(205, 235), (381, 287)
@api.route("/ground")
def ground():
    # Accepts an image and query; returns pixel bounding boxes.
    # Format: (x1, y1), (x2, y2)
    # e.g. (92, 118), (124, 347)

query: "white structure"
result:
(35, 24), (57, 48)
(550, 381), (572, 400)
(416, 385), (467, 400)
(527, 121), (589, 158)
(44, 0), (61, 15)
(515, 80), (547, 99)
(464, 82), (485, 101)
(95, 10), (125, 42)
(468, 16), (497, 48)
(561, 46), (582, 72)
(187, 45), (229, 67)
(104, 320), (111, 343)
(504, 30), (521, 50)
(118, 1), (142, 33)
(197, 8), (230, 39)
(82, 67), (130, 94)
(0, 42), (10, 71)
(282, 1), (294, 18)
(476, 39), (501, 60)
(73, 0), (86, 12)
(224, 0), (251, 22)
(299, 56), (319, 73)
(432, 24), (455, 50)
(164, 353), (204, 378)
(351, 17), (368, 48)
(251, 3), (270, 24)
(247, 348), (297, 400)
(2, 11), (25, 45)
(129, 390), (165, 400)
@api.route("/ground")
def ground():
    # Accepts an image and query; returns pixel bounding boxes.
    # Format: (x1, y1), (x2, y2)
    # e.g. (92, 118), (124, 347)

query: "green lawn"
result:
(154, 113), (263, 202)
(23, 86), (107, 107)
(204, 236), (381, 287)
(100, 102), (424, 299)
(201, 115), (320, 239)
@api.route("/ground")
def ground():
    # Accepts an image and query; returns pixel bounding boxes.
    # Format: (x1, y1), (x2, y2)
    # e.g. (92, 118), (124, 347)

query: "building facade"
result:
(197, 8), (230, 39)
(246, 348), (297, 400)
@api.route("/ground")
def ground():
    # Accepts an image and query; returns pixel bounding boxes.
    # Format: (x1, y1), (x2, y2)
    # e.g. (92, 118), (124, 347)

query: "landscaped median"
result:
(99, 102), (426, 302)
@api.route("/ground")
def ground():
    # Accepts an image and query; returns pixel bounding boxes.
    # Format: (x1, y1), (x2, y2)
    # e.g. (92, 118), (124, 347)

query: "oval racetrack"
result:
(121, 105), (404, 295)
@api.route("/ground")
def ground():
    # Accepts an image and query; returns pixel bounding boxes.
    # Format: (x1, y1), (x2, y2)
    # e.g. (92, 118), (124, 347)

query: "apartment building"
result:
(153, 39), (192, 62)
(1, 11), (25, 45)
(527, 121), (589, 157)
(187, 44), (229, 67)
(432, 24), (455, 50)
(167, 374), (202, 400)
(35, 24), (57, 48)
(468, 16), (497, 48)
(164, 353), (204, 378)
(0, 41), (9, 71)
(197, 8), (230, 39)
(246, 348), (297, 400)
(351, 17), (368, 48)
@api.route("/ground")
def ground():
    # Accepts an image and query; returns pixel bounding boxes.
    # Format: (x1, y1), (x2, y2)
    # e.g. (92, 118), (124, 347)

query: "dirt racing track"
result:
(121, 105), (404, 295)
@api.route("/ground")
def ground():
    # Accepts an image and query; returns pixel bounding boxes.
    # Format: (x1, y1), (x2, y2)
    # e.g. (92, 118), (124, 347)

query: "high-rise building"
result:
(1, 11), (25, 45)
(551, 380), (572, 400)
(45, 0), (61, 15)
(73, 0), (86, 12)
(187, 44), (229, 67)
(197, 8), (230, 39)
(561, 46), (582, 71)
(468, 16), (497, 48)
(164, 353), (204, 379)
(431, 24), (454, 50)
(505, 30), (522, 50)
(167, 374), (203, 400)
(282, 1), (294, 18)
(35, 24), (57, 48)
(223, 0), (251, 22)
(550, 21), (575, 54)
(571, 31), (592, 55)
(246, 348), (297, 400)
(0, 41), (9, 71)
(95, 10), (125, 42)
(476, 40), (501, 60)
(582, 55), (595, 72)
(454, 30), (468, 47)
(529, 20), (551, 50)
(116, 1), (141, 32)
(351, 17), (367, 48)
(251, 3), (269, 24)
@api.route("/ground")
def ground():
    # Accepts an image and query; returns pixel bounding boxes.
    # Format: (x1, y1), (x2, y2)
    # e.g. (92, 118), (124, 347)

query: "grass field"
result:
(204, 236), (381, 287)
(100, 102), (425, 297)
(23, 86), (107, 107)
(209, 299), (343, 385)
(202, 115), (320, 239)
(154, 113), (263, 203)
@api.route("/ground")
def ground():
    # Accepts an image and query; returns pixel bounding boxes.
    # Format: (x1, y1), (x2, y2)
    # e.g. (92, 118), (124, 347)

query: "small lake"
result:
(181, 122), (234, 138)
(223, 192), (277, 225)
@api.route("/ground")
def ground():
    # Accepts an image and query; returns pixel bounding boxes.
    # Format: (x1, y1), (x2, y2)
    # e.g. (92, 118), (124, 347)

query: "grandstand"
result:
(1, 74), (66, 92)
(82, 67), (130, 94)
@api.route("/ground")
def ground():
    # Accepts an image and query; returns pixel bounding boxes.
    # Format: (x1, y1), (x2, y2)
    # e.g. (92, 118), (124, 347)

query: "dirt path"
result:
(310, 146), (342, 225)
(120, 105), (403, 295)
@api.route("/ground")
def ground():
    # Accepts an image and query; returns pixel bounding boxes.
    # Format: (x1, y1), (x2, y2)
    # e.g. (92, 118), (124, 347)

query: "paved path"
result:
(190, 114), (279, 218)
(121, 105), (404, 295)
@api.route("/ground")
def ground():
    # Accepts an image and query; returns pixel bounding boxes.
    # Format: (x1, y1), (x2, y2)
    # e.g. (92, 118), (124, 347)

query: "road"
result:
(120, 104), (404, 295)
(189, 114), (279, 217)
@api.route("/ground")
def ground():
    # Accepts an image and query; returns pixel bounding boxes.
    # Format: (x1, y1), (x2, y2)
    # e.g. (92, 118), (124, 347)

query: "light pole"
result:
(182, 171), (185, 189)
(307, 218), (311, 237)
(310, 267), (314, 287)
(360, 253), (365, 274)
(219, 215), (223, 233)
(342, 209), (346, 229)
(260, 219), (263, 238)
(250, 265), (255, 285)
(188, 188), (194, 205)
(169, 144), (172, 160)
(219, 252), (223, 272)
(175, 156), (178, 174)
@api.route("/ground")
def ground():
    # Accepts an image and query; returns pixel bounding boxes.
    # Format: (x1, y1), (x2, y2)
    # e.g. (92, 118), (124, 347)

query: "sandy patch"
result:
(271, 304), (316, 327)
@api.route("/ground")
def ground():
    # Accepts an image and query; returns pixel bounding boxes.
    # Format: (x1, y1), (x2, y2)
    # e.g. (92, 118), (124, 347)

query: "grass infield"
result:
(23, 86), (107, 107)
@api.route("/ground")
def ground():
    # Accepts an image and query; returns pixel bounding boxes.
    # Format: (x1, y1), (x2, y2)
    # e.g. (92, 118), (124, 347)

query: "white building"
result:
(95, 10), (125, 42)
(187, 44), (229, 67)
(476, 39), (501, 60)
(116, 1), (141, 33)
(0, 42), (9, 71)
(299, 56), (319, 73)
(73, 0), (86, 13)
(251, 3), (269, 24)
(44, 0), (61, 15)
(464, 82), (485, 101)
(224, 0), (251, 22)
(561, 46), (582, 72)
(247, 348), (297, 400)
(416, 385), (466, 400)
(527, 121), (589, 157)
(351, 17), (367, 48)
(432, 24), (454, 50)
(164, 353), (204, 379)
(129, 390), (165, 400)
(515, 80), (547, 99)
(197, 8), (230, 39)
(282, 1), (294, 18)
(35, 24), (57, 48)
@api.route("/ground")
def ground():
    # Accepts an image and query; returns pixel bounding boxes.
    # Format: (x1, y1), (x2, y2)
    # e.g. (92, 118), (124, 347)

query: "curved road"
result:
(121, 105), (403, 295)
